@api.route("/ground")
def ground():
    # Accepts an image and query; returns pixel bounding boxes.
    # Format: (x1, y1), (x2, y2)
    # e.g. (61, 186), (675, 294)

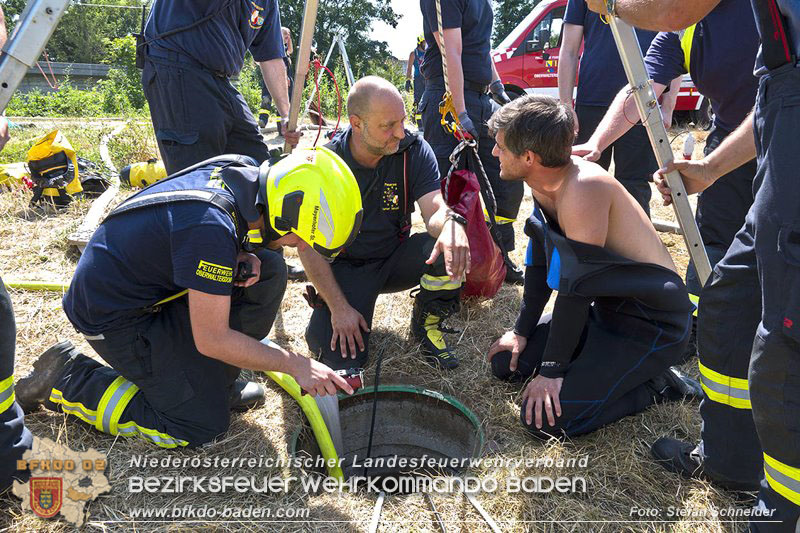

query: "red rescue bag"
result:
(442, 146), (506, 298)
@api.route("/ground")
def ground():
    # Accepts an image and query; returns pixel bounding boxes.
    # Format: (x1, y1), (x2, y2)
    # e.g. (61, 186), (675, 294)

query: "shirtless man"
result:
(486, 95), (700, 439)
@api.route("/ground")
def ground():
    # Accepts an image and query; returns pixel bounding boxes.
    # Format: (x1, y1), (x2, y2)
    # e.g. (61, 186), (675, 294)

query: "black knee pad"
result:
(490, 350), (516, 381)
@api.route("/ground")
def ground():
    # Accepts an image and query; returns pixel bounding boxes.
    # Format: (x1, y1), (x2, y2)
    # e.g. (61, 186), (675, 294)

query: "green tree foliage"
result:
(3, 0), (143, 63)
(492, 0), (541, 47)
(279, 0), (399, 79)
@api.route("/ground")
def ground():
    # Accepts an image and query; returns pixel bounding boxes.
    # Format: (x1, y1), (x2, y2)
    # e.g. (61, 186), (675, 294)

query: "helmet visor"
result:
(311, 208), (363, 262)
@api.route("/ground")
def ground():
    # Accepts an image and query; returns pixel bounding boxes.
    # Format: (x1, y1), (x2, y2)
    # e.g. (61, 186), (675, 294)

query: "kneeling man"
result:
(304, 76), (470, 370)
(487, 95), (700, 439)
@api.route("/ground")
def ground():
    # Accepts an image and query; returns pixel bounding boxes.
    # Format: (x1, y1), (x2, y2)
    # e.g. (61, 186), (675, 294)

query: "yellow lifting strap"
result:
(434, 0), (470, 141)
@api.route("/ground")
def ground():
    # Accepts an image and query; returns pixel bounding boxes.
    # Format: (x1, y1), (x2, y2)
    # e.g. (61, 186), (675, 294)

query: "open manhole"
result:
(290, 385), (483, 482)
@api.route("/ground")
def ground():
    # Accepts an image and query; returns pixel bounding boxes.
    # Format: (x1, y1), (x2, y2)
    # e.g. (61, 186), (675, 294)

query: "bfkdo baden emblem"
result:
(30, 477), (63, 518)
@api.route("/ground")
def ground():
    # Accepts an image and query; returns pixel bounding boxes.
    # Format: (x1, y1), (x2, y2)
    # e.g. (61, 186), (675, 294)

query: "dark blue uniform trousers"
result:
(142, 51), (270, 175)
(0, 278), (32, 491)
(748, 63), (800, 532)
(685, 127), (757, 296)
(306, 233), (461, 370)
(695, 213), (763, 489)
(46, 250), (287, 449)
(420, 80), (524, 252)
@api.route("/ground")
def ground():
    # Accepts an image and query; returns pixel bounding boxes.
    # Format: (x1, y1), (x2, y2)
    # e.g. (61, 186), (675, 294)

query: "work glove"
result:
(405, 79), (412, 92)
(490, 80), (512, 105)
(457, 111), (479, 141)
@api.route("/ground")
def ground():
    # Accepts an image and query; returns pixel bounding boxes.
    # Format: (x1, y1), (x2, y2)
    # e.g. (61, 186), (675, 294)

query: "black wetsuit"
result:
(492, 206), (693, 439)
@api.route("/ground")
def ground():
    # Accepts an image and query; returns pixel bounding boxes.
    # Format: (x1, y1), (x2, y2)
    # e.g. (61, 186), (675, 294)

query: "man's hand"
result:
(489, 80), (512, 106)
(522, 375), (564, 429)
(426, 218), (471, 280)
(291, 356), (354, 396)
(654, 158), (714, 206)
(330, 303), (370, 359)
(487, 330), (527, 371)
(280, 119), (302, 147)
(586, 0), (609, 15)
(234, 251), (261, 288)
(572, 141), (602, 162)
(457, 111), (479, 140)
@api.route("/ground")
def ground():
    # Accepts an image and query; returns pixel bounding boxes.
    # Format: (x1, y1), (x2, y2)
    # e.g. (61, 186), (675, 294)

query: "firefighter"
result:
(141, 0), (300, 174)
(406, 35), (427, 129)
(418, 0), (524, 284)
(559, 0), (658, 215)
(486, 95), (700, 439)
(571, 0), (763, 492)
(304, 76), (470, 370)
(15, 149), (363, 448)
(0, 279), (32, 491)
(647, 1), (800, 528)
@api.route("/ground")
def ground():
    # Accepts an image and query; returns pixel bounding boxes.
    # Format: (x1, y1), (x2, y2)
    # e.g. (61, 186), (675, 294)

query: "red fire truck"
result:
(491, 0), (712, 127)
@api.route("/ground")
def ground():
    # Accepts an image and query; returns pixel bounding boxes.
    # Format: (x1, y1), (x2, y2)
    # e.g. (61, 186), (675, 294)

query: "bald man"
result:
(303, 76), (470, 370)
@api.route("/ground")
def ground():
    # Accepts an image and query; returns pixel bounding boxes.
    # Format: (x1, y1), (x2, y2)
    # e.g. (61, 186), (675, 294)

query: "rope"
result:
(435, 0), (449, 93)
(310, 58), (342, 147)
(35, 51), (59, 90)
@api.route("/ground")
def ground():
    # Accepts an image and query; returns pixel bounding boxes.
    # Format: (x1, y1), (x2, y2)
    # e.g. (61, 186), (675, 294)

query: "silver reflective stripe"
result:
(100, 380), (138, 433)
(317, 188), (334, 246)
(61, 404), (97, 423)
(121, 189), (216, 209)
(118, 424), (186, 447)
(0, 383), (14, 411)
(700, 375), (751, 400)
(83, 333), (105, 341)
(765, 461), (800, 496)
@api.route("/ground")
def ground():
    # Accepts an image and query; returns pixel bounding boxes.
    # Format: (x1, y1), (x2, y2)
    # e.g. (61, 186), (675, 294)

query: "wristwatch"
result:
(606, 0), (617, 17)
(445, 210), (468, 227)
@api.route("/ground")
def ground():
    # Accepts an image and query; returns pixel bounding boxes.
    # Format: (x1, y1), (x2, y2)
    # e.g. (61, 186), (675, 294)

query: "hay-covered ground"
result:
(0, 121), (752, 532)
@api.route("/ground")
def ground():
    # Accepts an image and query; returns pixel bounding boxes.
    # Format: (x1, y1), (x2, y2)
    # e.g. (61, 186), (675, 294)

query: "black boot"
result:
(16, 340), (77, 413)
(651, 437), (761, 492)
(504, 262), (524, 285)
(647, 366), (704, 403)
(410, 297), (460, 370)
(287, 261), (307, 282)
(229, 380), (266, 412)
(651, 437), (705, 478)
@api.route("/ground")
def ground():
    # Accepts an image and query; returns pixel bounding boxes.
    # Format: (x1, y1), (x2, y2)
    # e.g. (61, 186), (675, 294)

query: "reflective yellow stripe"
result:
(116, 421), (189, 448)
(248, 228), (263, 244)
(111, 382), (140, 435)
(50, 385), (186, 448)
(764, 453), (800, 506)
(680, 24), (696, 73)
(420, 274), (462, 291)
(96, 376), (139, 434)
(698, 361), (751, 409)
(42, 187), (60, 197)
(0, 375), (14, 414)
(688, 293), (699, 317)
(49, 389), (98, 425)
(482, 209), (515, 224)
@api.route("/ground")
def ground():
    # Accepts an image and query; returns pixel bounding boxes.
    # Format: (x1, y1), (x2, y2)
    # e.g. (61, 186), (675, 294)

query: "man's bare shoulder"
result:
(561, 158), (620, 204)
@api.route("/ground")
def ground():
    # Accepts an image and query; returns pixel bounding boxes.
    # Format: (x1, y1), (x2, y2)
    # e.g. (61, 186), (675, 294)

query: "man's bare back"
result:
(533, 157), (677, 273)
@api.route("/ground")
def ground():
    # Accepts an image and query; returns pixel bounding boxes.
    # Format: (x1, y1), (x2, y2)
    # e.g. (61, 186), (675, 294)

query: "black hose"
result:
(362, 348), (384, 478)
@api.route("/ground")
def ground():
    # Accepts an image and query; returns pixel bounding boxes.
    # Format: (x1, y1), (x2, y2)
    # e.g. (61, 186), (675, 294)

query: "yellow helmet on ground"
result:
(258, 146), (362, 260)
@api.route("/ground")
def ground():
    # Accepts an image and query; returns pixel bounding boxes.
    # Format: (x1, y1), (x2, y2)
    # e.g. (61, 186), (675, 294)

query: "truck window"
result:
(522, 6), (566, 53)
